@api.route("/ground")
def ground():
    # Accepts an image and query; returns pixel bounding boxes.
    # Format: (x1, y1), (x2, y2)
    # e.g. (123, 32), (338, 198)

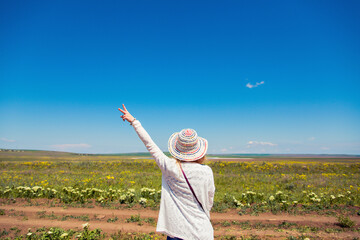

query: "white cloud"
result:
(308, 137), (315, 141)
(1, 138), (16, 143)
(220, 148), (228, 152)
(321, 147), (330, 150)
(246, 81), (264, 88)
(50, 143), (91, 150)
(246, 141), (277, 148)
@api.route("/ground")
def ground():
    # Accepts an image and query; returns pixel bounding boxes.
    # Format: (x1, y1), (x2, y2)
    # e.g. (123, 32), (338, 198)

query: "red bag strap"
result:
(179, 163), (205, 212)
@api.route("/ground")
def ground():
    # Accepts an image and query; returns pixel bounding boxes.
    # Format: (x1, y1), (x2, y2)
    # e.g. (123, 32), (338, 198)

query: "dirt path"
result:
(3, 204), (357, 224)
(1, 199), (359, 239)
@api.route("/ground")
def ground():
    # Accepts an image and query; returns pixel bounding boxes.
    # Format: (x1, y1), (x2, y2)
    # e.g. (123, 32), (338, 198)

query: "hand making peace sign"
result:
(118, 104), (136, 124)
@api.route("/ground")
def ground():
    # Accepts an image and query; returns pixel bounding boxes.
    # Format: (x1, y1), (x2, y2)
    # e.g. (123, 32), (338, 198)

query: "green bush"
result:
(337, 215), (355, 228)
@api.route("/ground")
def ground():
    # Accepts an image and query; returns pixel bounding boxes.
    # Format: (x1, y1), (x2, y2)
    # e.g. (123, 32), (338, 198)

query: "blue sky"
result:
(1, 0), (359, 154)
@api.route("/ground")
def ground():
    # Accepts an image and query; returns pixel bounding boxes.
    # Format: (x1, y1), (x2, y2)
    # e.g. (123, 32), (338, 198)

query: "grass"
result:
(0, 151), (359, 214)
(107, 216), (119, 222)
(214, 220), (359, 234)
(126, 214), (142, 223)
(0, 224), (168, 239)
(337, 215), (355, 228)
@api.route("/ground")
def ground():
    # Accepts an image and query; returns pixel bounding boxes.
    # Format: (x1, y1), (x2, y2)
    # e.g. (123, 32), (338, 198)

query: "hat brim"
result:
(168, 132), (208, 161)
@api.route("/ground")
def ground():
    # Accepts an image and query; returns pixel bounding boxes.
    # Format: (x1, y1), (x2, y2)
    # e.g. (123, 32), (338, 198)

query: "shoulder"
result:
(191, 162), (212, 170)
(202, 164), (213, 174)
(187, 163), (213, 177)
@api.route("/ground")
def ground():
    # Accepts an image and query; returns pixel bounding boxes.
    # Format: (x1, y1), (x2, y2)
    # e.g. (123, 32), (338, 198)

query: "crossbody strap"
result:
(179, 163), (205, 212)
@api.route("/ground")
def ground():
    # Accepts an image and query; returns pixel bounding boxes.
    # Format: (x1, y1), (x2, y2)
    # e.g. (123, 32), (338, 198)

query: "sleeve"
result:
(208, 169), (216, 209)
(131, 119), (171, 173)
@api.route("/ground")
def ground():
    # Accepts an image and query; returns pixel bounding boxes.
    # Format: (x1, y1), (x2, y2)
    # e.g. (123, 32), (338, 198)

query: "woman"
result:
(118, 104), (215, 240)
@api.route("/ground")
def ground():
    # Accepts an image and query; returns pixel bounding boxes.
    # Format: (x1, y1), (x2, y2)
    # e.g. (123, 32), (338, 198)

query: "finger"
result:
(122, 104), (127, 112)
(118, 108), (126, 114)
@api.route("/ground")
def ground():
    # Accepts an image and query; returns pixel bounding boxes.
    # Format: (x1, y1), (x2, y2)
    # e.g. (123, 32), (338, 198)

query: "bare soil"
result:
(1, 198), (359, 239)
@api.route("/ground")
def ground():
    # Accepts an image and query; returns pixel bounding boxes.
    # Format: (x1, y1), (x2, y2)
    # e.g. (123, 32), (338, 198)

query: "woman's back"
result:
(158, 159), (215, 239)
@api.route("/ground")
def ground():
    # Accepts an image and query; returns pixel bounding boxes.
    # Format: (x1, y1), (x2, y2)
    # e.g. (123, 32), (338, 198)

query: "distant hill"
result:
(0, 148), (359, 158)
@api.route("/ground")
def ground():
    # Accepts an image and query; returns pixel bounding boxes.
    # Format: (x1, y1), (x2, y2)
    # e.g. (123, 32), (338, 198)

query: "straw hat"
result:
(168, 128), (208, 161)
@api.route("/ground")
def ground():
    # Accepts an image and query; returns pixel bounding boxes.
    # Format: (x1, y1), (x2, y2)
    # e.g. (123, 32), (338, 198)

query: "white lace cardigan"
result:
(131, 120), (215, 240)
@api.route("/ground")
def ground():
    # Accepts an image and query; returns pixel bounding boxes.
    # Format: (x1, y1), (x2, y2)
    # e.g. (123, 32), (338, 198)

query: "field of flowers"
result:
(0, 152), (359, 214)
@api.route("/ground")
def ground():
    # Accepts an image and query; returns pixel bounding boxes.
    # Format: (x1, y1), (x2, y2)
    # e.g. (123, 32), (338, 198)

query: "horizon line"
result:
(1, 148), (359, 157)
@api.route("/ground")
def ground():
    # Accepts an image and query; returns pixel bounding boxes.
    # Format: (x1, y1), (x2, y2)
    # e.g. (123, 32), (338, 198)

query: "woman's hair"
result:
(194, 156), (207, 164)
(175, 156), (207, 164)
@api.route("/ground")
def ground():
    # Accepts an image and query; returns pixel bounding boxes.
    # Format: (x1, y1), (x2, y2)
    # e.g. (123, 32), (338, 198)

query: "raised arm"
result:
(118, 104), (169, 172)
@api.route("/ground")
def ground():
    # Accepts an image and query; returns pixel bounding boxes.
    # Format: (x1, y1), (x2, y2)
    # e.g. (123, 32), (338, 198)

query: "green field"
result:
(1, 150), (359, 215)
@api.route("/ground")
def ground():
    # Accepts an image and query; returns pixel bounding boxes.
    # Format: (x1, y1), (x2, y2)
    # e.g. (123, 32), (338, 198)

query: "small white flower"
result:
(269, 195), (275, 201)
(139, 198), (148, 205)
(82, 222), (89, 229)
(27, 232), (32, 236)
(60, 232), (69, 238)
(47, 231), (53, 234)
(237, 202), (244, 208)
